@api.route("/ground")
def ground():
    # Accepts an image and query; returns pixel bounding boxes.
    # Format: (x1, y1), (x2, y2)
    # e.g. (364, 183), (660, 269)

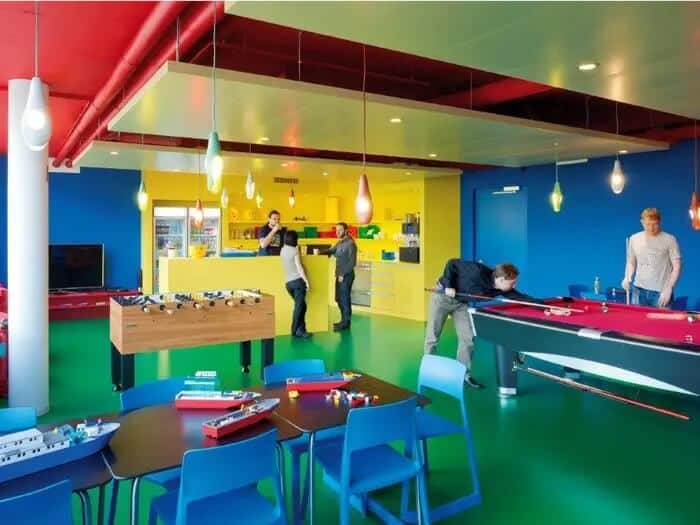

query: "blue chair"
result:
(314, 397), (430, 525)
(107, 377), (186, 525)
(401, 355), (481, 523)
(0, 406), (36, 434)
(671, 296), (688, 311)
(147, 428), (286, 525)
(568, 284), (590, 298)
(264, 359), (343, 525)
(0, 479), (73, 525)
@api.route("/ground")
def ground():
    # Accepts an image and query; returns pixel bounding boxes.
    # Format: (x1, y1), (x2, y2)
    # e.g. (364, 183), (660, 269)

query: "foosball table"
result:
(109, 289), (274, 390)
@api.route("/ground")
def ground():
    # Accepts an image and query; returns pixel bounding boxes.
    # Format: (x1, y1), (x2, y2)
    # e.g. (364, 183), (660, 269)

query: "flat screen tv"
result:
(49, 244), (104, 290)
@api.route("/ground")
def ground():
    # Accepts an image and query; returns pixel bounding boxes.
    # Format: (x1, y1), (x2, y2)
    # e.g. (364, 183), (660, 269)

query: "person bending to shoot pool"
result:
(425, 260), (561, 389)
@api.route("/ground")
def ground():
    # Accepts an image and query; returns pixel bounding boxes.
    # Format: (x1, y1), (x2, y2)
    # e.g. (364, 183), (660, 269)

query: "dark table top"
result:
(0, 415), (118, 497)
(104, 404), (302, 480)
(260, 372), (427, 434)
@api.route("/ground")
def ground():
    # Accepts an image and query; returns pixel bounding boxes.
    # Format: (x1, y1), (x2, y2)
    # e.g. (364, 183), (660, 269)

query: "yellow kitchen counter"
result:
(159, 255), (330, 336)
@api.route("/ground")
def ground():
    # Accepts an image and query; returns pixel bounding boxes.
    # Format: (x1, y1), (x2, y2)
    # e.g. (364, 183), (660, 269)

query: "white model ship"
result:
(0, 419), (120, 483)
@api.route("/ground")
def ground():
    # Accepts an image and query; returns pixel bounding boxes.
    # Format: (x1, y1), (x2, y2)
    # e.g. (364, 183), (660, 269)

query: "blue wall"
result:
(0, 156), (141, 289)
(461, 140), (700, 310)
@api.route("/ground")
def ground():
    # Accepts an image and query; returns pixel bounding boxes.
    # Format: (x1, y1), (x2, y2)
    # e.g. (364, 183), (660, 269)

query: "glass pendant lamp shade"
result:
(220, 187), (229, 209)
(550, 181), (563, 213)
(610, 158), (626, 194)
(288, 187), (296, 208)
(22, 77), (52, 151)
(690, 191), (700, 230)
(245, 170), (255, 199)
(136, 180), (148, 212)
(193, 199), (204, 228)
(355, 173), (373, 224)
(205, 130), (223, 193)
(255, 191), (263, 209)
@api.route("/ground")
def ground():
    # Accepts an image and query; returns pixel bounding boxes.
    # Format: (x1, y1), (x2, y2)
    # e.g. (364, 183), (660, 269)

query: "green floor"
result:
(5, 312), (700, 524)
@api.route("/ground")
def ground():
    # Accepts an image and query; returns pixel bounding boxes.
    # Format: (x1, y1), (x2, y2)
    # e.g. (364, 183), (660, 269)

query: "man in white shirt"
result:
(621, 208), (682, 308)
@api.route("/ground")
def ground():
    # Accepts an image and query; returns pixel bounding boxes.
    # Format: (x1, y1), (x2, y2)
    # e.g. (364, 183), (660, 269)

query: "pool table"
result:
(469, 298), (700, 398)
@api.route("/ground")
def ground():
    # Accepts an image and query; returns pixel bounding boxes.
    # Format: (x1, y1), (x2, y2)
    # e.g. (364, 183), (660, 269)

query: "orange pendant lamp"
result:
(193, 199), (204, 229)
(355, 46), (373, 225)
(288, 186), (296, 208)
(691, 121), (700, 230)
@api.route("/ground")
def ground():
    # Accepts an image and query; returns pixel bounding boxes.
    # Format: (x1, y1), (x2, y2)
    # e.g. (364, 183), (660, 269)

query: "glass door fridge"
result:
(188, 207), (221, 257)
(153, 206), (187, 291)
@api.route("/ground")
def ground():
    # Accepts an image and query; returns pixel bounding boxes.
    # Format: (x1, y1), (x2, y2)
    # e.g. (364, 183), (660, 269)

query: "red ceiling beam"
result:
(431, 77), (554, 109)
(53, 1), (226, 167)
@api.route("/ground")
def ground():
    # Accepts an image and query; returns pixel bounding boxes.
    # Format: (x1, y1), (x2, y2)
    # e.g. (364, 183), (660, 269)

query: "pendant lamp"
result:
(136, 179), (149, 212)
(245, 169), (255, 199)
(205, 1), (222, 193)
(550, 145), (563, 213)
(22, 1), (52, 151)
(288, 187), (296, 208)
(691, 121), (700, 230)
(610, 102), (626, 194)
(220, 187), (229, 209)
(355, 46), (373, 224)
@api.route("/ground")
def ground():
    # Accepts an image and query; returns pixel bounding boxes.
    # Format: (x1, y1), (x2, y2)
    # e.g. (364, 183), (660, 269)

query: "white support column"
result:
(7, 78), (49, 415)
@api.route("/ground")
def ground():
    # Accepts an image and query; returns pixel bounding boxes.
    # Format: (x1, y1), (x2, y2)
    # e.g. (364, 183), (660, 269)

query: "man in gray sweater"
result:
(328, 222), (357, 331)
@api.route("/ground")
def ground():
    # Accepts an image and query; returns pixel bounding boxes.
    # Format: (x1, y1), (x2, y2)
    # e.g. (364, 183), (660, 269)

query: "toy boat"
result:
(286, 372), (361, 392)
(0, 419), (120, 483)
(202, 398), (280, 439)
(175, 390), (261, 410)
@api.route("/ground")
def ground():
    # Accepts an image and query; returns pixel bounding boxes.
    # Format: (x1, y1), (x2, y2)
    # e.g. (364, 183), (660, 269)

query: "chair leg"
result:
(106, 480), (119, 525)
(422, 439), (430, 473)
(290, 450), (303, 525)
(148, 502), (158, 525)
(130, 477), (141, 525)
(97, 484), (105, 525)
(77, 490), (92, 525)
(416, 468), (431, 525)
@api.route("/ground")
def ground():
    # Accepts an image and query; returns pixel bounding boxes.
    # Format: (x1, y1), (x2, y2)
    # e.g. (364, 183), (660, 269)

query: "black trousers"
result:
(334, 270), (355, 325)
(285, 278), (308, 335)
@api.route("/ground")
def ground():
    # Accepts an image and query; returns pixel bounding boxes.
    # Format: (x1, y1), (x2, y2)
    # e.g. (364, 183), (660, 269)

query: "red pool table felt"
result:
(484, 298), (699, 347)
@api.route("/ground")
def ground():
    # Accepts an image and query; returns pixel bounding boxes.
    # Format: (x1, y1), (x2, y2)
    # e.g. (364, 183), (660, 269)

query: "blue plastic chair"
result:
(314, 397), (429, 525)
(401, 355), (481, 523)
(148, 428), (286, 525)
(0, 479), (73, 525)
(0, 406), (37, 434)
(106, 377), (186, 525)
(264, 359), (343, 525)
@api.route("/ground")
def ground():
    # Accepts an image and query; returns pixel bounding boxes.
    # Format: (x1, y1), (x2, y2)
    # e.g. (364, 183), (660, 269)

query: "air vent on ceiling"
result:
(273, 177), (299, 184)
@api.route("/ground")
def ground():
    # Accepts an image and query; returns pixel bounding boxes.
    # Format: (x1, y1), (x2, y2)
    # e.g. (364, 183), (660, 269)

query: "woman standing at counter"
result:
(281, 230), (312, 338)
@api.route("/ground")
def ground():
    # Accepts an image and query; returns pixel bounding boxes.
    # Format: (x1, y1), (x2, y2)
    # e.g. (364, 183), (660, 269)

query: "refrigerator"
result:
(153, 206), (221, 292)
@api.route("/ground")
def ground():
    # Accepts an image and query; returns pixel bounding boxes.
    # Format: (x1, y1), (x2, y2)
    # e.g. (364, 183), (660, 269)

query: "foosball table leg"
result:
(240, 340), (252, 373)
(261, 338), (274, 380)
(111, 343), (135, 391)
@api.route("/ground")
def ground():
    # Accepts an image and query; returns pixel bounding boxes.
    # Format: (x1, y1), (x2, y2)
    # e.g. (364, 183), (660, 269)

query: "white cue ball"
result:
(544, 310), (551, 316)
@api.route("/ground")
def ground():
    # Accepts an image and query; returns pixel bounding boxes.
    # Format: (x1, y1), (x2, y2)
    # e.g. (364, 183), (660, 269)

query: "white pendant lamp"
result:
(22, 1), (52, 151)
(205, 1), (222, 193)
(610, 102), (626, 194)
(355, 46), (373, 224)
(245, 169), (255, 199)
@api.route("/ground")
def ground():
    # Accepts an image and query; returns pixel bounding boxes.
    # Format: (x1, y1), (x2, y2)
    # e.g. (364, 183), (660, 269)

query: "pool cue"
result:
(625, 236), (631, 305)
(514, 365), (690, 421)
(646, 312), (698, 321)
(424, 288), (586, 313)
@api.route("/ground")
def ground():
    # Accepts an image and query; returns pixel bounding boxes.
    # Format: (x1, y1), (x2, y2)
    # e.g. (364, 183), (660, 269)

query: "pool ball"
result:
(601, 302), (609, 313)
(544, 310), (551, 316)
(688, 315), (697, 324)
(685, 335), (694, 344)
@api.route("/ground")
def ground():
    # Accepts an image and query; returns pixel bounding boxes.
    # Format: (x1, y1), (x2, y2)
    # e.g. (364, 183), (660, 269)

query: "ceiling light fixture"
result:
(109, 151), (119, 156)
(136, 135), (148, 212)
(578, 62), (598, 72)
(205, 1), (222, 194)
(428, 153), (437, 158)
(690, 120), (700, 230)
(550, 142), (563, 213)
(355, 46), (373, 225)
(245, 169), (255, 200)
(259, 136), (269, 142)
(22, 1), (52, 151)
(389, 117), (402, 124)
(610, 102), (626, 195)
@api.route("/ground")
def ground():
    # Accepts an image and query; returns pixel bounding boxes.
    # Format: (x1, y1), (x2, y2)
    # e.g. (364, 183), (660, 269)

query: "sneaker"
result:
(294, 331), (312, 339)
(333, 322), (350, 332)
(464, 375), (485, 389)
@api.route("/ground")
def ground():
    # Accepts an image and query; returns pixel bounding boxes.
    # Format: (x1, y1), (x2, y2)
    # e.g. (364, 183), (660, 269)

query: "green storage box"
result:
(359, 225), (381, 239)
(304, 226), (319, 239)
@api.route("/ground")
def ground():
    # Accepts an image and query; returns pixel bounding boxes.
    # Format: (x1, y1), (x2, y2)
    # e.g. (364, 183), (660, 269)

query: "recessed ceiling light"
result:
(618, 149), (628, 154)
(281, 162), (288, 167)
(109, 151), (119, 156)
(578, 62), (598, 72)
(428, 153), (437, 158)
(259, 137), (269, 142)
(405, 171), (412, 175)
(389, 117), (402, 124)
(322, 171), (328, 177)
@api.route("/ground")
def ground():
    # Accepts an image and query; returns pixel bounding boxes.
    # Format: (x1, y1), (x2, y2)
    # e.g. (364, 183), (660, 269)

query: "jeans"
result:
(632, 285), (671, 307)
(285, 278), (308, 335)
(424, 292), (475, 372)
(334, 271), (355, 326)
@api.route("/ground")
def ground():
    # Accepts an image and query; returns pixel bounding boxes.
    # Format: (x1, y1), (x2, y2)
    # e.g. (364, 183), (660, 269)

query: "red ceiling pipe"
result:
(51, 1), (187, 167)
(55, 1), (225, 167)
(431, 77), (553, 109)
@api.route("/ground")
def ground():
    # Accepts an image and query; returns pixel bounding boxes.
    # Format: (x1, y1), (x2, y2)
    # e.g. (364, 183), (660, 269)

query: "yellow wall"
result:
(423, 175), (461, 317)
(160, 255), (330, 336)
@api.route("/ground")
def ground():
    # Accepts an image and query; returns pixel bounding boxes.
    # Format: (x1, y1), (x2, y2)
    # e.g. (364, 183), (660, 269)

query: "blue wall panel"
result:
(461, 140), (700, 309)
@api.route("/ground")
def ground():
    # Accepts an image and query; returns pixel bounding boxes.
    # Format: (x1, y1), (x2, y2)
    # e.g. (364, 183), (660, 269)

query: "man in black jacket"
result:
(425, 260), (538, 389)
